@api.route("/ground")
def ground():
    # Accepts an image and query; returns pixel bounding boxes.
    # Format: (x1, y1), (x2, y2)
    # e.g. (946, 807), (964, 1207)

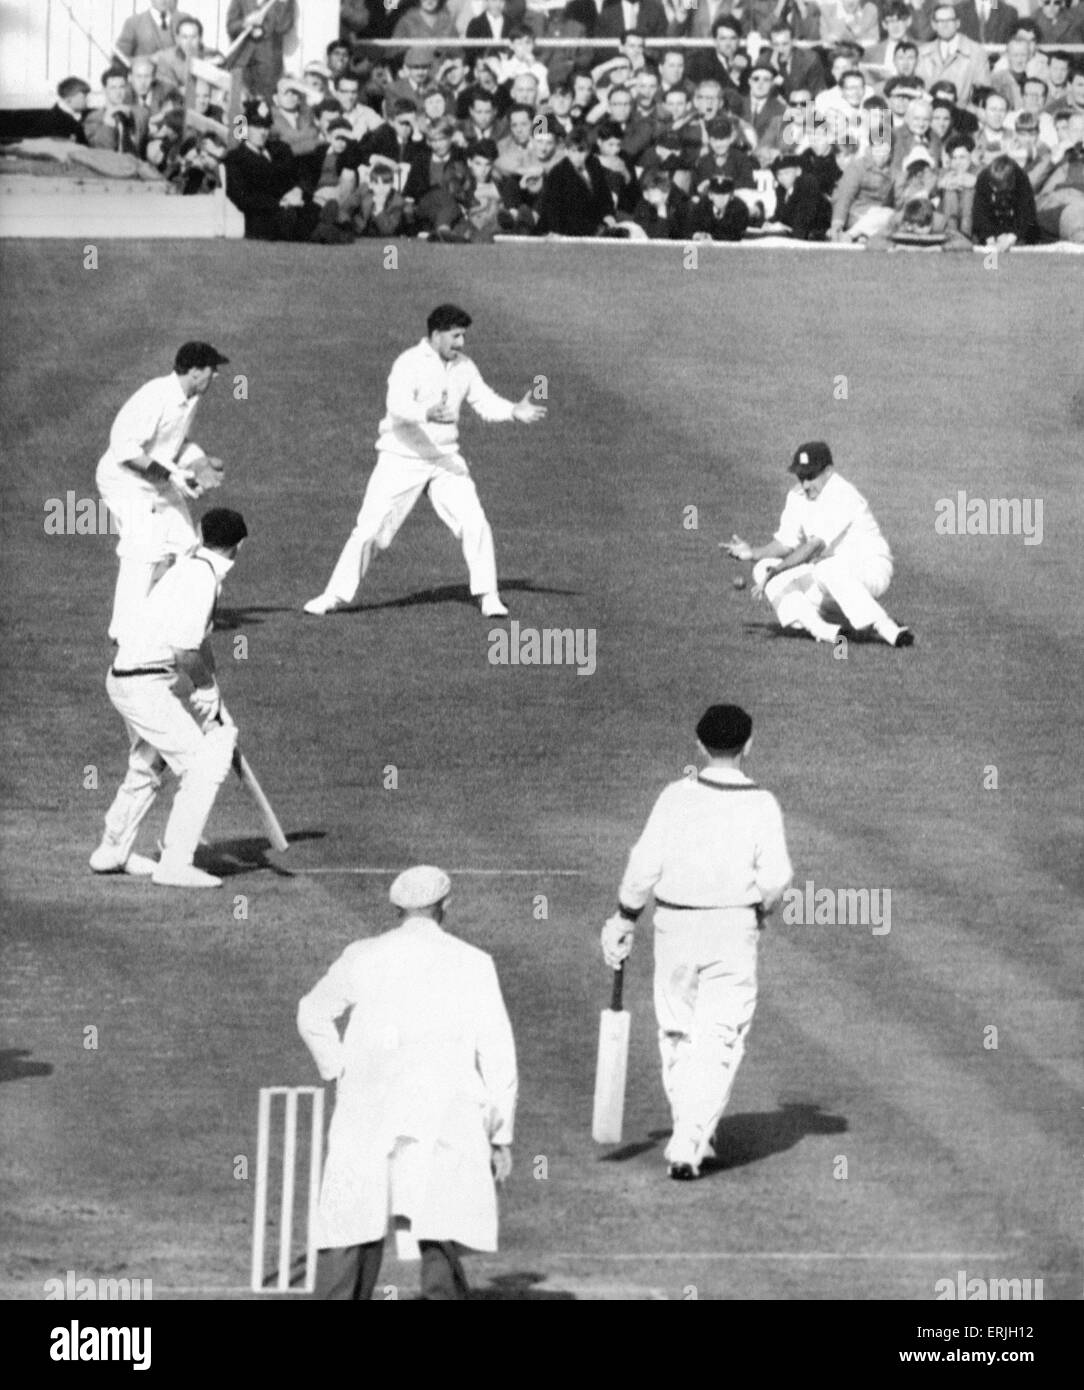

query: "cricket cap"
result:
(200, 508), (248, 549)
(175, 341), (230, 372)
(390, 865), (452, 910)
(789, 441), (833, 477)
(696, 704), (753, 754)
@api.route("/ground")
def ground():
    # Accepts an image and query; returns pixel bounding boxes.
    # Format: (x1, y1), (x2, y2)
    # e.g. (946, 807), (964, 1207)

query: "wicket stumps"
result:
(251, 1085), (325, 1294)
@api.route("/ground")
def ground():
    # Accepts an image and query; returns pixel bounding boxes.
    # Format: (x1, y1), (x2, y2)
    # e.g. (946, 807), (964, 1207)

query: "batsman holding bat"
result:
(601, 705), (792, 1180)
(95, 341), (229, 645)
(90, 508), (248, 889)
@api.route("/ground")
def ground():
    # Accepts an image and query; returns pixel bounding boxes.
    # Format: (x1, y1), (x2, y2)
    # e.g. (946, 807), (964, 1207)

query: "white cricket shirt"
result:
(774, 472), (892, 566)
(375, 339), (517, 463)
(114, 547), (231, 669)
(619, 768), (793, 911)
(98, 372), (201, 482)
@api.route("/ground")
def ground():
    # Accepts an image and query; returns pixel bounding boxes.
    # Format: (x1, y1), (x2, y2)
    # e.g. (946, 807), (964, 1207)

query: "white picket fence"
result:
(0, 0), (340, 106)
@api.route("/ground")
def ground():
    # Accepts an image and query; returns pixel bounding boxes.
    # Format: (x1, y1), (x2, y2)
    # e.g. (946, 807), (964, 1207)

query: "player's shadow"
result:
(469, 1271), (576, 1301)
(214, 605), (294, 629)
(345, 578), (581, 613)
(201, 830), (325, 879)
(742, 619), (813, 641)
(602, 1103), (847, 1172)
(0, 1048), (53, 1083)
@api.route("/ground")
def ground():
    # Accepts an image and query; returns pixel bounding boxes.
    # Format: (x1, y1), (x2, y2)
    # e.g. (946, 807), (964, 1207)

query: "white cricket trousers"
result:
(755, 553), (897, 641)
(95, 459), (197, 642)
(322, 452), (498, 603)
(100, 671), (237, 868)
(653, 906), (760, 1164)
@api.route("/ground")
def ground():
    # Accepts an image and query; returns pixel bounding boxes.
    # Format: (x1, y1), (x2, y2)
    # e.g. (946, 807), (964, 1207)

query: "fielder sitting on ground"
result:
(95, 340), (229, 644)
(297, 865), (518, 1301)
(723, 441), (915, 648)
(303, 303), (546, 621)
(90, 508), (248, 889)
(602, 705), (792, 1181)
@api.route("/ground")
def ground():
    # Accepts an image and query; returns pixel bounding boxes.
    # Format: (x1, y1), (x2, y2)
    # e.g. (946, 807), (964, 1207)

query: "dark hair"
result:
(895, 41), (918, 57)
(427, 303), (472, 334)
(711, 17), (742, 38)
(769, 21), (793, 37)
(201, 508), (248, 550)
(327, 39), (350, 57)
(58, 76), (91, 100)
(507, 102), (535, 121)
(101, 64), (129, 87)
(987, 154), (1017, 186)
(900, 197), (934, 229)
(175, 13), (203, 36)
(930, 80), (958, 101)
(313, 98), (343, 118)
(328, 119), (351, 135)
(595, 119), (624, 142)
(469, 90), (497, 108)
(507, 23), (533, 40)
(466, 138), (498, 161)
(566, 125), (592, 151)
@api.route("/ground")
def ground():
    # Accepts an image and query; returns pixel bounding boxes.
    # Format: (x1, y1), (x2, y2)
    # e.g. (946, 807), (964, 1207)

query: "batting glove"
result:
(190, 683), (221, 723)
(601, 914), (634, 969)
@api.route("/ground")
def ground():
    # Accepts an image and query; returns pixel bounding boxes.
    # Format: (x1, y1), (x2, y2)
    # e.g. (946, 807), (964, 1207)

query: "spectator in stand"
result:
(892, 96), (940, 170)
(777, 0), (821, 43)
(938, 133), (977, 237)
(1044, 53), (1072, 107)
(271, 76), (321, 156)
(929, 80), (978, 137)
(536, 126), (616, 234)
(771, 88), (813, 157)
(929, 99), (954, 144)
(1007, 112), (1055, 190)
(464, 138), (503, 234)
(687, 19), (745, 96)
(223, 98), (345, 240)
(385, 49), (438, 116)
(129, 55), (175, 124)
(437, 55), (472, 111)
(890, 42), (923, 87)
(359, 100), (423, 182)
(624, 66), (667, 159)
(570, 71), (598, 121)
(1035, 116), (1084, 244)
(819, 0), (879, 50)
(171, 131), (226, 194)
(416, 86), (458, 139)
(116, 1), (177, 62)
(830, 138), (895, 239)
(143, 105), (184, 171)
(864, 4), (915, 86)
(587, 82), (635, 134)
(883, 78), (919, 138)
(596, 0), (670, 40)
(1035, 1), (1084, 45)
(743, 63), (789, 149)
(506, 72), (543, 114)
(461, 90), (504, 143)
(972, 152), (1043, 248)
(691, 81), (732, 142)
(85, 66), (140, 155)
(334, 72), (382, 140)
(866, 193), (971, 249)
(0, 76), (92, 144)
(917, 5), (990, 108)
(974, 91), (1013, 166)
(466, 0), (513, 44)
(326, 39), (352, 84)
(594, 119), (641, 215)
(815, 68), (868, 145)
(227, 0), (296, 102)
(686, 175), (751, 239)
(658, 48), (696, 102)
(893, 143), (939, 201)
(341, 0), (378, 45)
(694, 115), (757, 192)
(391, 0), (461, 62)
(992, 39), (1036, 113)
(769, 152), (832, 237)
(540, 8), (590, 90)
(495, 103), (537, 176)
(956, 0), (1021, 46)
(154, 14), (220, 91)
(631, 167), (689, 237)
(496, 26), (551, 99)
(767, 21), (826, 99)
(1009, 78), (1058, 151)
(404, 117), (461, 198)
(1050, 64), (1084, 117)
(662, 85), (706, 162)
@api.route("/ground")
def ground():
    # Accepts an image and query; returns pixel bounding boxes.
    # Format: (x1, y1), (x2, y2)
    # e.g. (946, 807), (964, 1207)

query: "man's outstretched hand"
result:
(512, 392), (547, 424)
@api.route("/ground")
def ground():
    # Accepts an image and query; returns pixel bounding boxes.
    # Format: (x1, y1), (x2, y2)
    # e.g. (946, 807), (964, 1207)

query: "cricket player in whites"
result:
(95, 341), (229, 644)
(90, 508), (248, 888)
(724, 441), (915, 647)
(602, 705), (792, 1180)
(303, 304), (546, 620)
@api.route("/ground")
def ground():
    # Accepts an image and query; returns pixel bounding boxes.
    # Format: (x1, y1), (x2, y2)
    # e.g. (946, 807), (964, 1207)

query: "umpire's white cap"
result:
(389, 865), (452, 910)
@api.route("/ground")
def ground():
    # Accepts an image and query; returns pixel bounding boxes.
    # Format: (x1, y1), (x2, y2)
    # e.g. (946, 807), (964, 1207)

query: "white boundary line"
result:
(296, 867), (585, 877)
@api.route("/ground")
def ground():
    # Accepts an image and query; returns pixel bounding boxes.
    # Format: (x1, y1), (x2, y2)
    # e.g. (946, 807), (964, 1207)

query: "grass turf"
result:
(0, 241), (1080, 1300)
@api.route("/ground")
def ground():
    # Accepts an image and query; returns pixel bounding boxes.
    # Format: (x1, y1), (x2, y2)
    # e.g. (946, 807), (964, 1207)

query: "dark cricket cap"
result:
(200, 508), (248, 549)
(789, 440), (833, 477)
(696, 704), (753, 753)
(706, 115), (734, 139)
(242, 98), (273, 127)
(706, 174), (735, 194)
(175, 341), (230, 372)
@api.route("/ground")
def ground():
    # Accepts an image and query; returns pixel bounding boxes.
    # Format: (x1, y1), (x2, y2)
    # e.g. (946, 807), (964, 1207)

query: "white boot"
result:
(480, 592), (508, 618)
(152, 858), (222, 889)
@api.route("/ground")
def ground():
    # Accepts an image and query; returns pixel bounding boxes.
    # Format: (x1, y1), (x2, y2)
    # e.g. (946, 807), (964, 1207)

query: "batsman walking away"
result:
(303, 304), (547, 622)
(601, 704), (793, 1180)
(723, 441), (915, 648)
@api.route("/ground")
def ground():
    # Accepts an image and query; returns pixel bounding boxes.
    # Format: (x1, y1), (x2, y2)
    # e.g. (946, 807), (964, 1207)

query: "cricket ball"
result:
(733, 575), (746, 590)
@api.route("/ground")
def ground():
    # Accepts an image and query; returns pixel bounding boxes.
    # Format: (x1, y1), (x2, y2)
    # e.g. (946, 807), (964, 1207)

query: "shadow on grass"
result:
(325, 578), (582, 614)
(469, 1271), (577, 1301)
(601, 1103), (848, 1174)
(0, 1048), (53, 1083)
(201, 830), (326, 879)
(214, 606), (296, 630)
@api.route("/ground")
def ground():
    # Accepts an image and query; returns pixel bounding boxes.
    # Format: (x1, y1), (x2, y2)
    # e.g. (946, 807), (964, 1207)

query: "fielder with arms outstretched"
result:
(303, 304), (546, 621)
(95, 340), (229, 644)
(602, 705), (792, 1181)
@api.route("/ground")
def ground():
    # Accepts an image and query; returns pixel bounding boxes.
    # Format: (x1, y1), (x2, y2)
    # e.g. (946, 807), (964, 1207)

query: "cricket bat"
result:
(592, 965), (630, 1144)
(216, 702), (289, 853)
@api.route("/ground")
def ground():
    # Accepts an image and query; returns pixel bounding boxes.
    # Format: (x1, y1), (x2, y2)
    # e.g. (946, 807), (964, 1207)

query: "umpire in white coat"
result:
(297, 865), (518, 1300)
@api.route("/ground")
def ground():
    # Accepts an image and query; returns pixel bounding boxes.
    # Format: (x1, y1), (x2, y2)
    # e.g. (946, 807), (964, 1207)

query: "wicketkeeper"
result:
(90, 508), (248, 889)
(95, 341), (229, 645)
(602, 705), (792, 1180)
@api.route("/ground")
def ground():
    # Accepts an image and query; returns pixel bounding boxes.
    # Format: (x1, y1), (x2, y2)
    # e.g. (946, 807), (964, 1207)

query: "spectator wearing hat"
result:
(893, 143), (939, 203)
(384, 48), (439, 117)
(829, 138), (896, 239)
(725, 442), (914, 647)
(685, 175), (751, 239)
(224, 99), (345, 241)
(694, 116), (757, 193)
(227, 0), (296, 102)
(631, 167), (691, 237)
(601, 703), (793, 1182)
(769, 152), (832, 236)
(391, 0), (460, 61)
(536, 127), (616, 234)
(298, 864), (518, 1301)
(973, 151), (1045, 247)
(270, 76), (321, 156)
(742, 63), (789, 145)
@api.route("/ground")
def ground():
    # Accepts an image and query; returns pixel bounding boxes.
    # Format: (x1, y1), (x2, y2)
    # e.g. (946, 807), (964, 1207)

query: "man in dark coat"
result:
(536, 130), (615, 234)
(223, 99), (340, 240)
